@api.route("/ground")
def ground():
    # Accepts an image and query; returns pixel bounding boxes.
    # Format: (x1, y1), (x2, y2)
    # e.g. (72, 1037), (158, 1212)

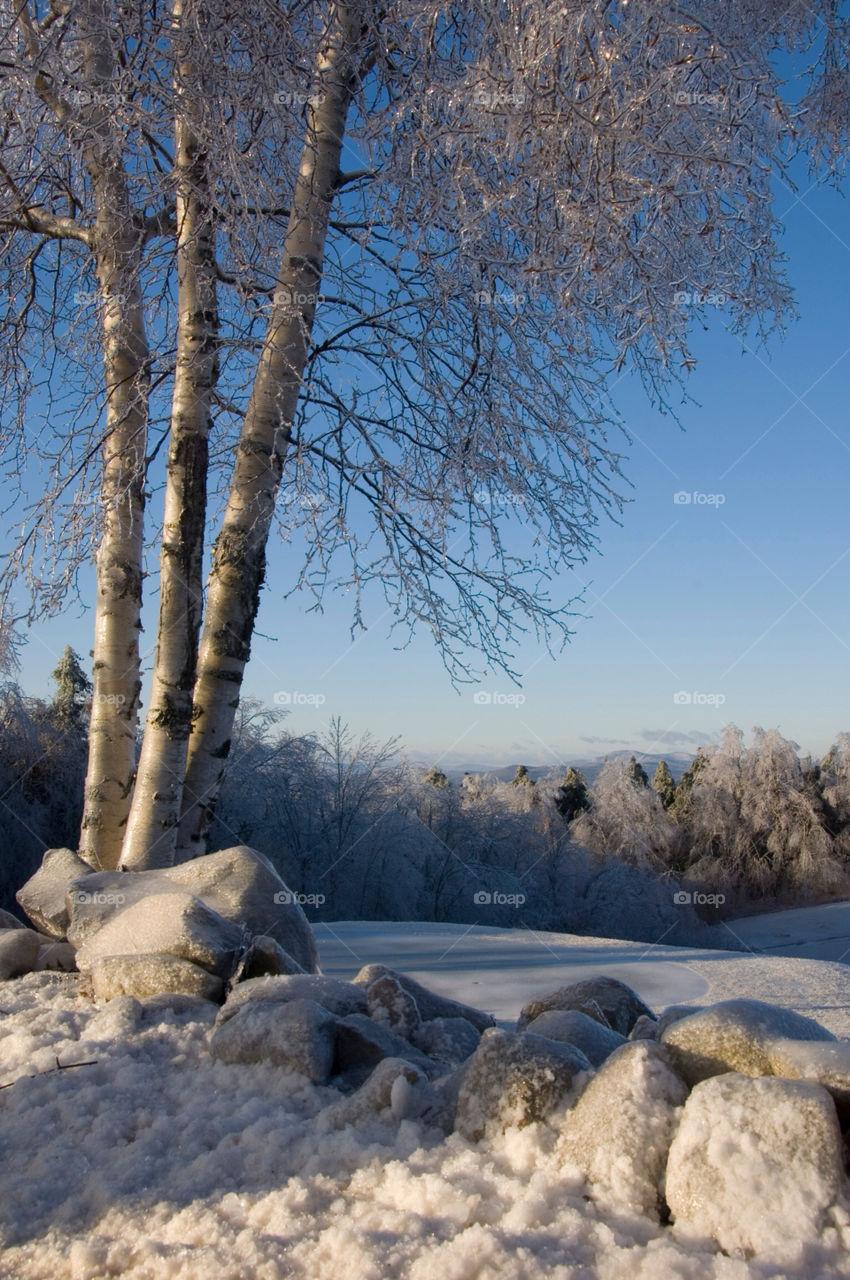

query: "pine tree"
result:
(651, 760), (677, 809)
(554, 766), (590, 822)
(626, 756), (649, 787)
(512, 765), (534, 788)
(424, 766), (448, 789)
(49, 647), (92, 735)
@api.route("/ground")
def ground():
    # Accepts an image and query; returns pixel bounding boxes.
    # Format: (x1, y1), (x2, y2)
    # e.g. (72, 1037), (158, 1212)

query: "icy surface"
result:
(666, 1073), (847, 1258)
(90, 953), (224, 1003)
(16, 847), (92, 938)
(525, 1009), (626, 1066)
(74, 892), (245, 977)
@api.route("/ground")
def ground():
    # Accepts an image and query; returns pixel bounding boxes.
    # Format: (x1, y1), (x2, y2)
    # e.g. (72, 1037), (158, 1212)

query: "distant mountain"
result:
(428, 749), (695, 786)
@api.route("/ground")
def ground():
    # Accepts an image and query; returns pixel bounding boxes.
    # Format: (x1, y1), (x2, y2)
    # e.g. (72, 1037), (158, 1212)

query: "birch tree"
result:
(0, 0), (847, 872)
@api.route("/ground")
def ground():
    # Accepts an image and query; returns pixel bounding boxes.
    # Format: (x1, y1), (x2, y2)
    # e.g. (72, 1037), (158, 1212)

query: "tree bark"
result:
(74, 1), (150, 870)
(176, 4), (363, 859)
(119, 0), (217, 870)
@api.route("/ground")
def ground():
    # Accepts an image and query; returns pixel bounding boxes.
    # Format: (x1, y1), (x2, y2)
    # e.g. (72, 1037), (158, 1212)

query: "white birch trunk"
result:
(176, 4), (362, 858)
(119, 0), (217, 870)
(76, 2), (149, 870)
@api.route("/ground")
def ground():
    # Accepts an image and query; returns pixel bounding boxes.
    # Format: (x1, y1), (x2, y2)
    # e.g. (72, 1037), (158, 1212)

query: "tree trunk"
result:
(176, 4), (363, 859)
(119, 0), (217, 870)
(76, 1), (150, 870)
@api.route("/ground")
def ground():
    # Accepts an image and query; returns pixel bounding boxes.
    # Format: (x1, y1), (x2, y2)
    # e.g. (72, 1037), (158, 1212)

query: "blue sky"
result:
(14, 172), (850, 771)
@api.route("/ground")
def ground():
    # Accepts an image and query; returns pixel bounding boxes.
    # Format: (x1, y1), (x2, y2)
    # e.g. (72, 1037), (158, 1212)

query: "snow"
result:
(1, 922), (850, 1277)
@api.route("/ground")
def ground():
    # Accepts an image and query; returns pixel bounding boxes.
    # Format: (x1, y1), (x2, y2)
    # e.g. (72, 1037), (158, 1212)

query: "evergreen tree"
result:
(651, 760), (677, 809)
(512, 765), (534, 788)
(49, 647), (92, 735)
(424, 766), (448, 789)
(626, 756), (649, 787)
(554, 766), (590, 823)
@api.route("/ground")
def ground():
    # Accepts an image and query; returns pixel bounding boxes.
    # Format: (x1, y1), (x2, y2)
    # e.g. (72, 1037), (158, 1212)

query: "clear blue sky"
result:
(15, 173), (850, 770)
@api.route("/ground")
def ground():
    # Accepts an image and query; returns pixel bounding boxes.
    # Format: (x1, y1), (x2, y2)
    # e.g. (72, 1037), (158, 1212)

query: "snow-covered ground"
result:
(1, 919), (850, 1278)
(730, 900), (850, 964)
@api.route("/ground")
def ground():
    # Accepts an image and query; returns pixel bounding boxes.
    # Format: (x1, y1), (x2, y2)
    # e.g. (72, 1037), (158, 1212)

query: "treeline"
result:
(2, 653), (847, 944)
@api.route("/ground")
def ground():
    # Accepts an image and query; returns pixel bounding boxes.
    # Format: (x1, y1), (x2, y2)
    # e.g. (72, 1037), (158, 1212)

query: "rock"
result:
(527, 1009), (626, 1067)
(17, 847), (93, 939)
(629, 1015), (659, 1041)
(419, 1064), (470, 1134)
(666, 1073), (845, 1255)
(217, 974), (367, 1026)
(209, 998), (336, 1083)
(412, 1017), (481, 1066)
(90, 954), (224, 1003)
(0, 908), (25, 929)
(655, 1006), (699, 1038)
(366, 974), (421, 1039)
(661, 999), (835, 1087)
(517, 977), (653, 1037)
(559, 1041), (687, 1219)
(768, 1038), (850, 1120)
(333, 1013), (437, 1082)
(34, 941), (77, 973)
(318, 1058), (430, 1131)
(454, 1029), (591, 1141)
(66, 846), (318, 972)
(352, 964), (495, 1033)
(75, 893), (244, 978)
(0, 928), (42, 979)
(228, 935), (305, 985)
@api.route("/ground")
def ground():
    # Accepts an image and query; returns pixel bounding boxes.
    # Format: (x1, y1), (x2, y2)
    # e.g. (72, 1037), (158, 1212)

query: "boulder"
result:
(559, 1041), (687, 1219)
(419, 1064), (470, 1134)
(209, 998), (336, 1083)
(17, 847), (93, 938)
(517, 977), (653, 1037)
(352, 964), (495, 1033)
(0, 927), (42, 979)
(228, 935), (305, 985)
(0, 908), (25, 930)
(317, 1058), (430, 1131)
(90, 954), (224, 1003)
(74, 892), (244, 978)
(527, 1009), (626, 1067)
(412, 1016), (481, 1066)
(217, 974), (367, 1026)
(366, 974), (421, 1039)
(768, 1038), (850, 1120)
(660, 999), (835, 1087)
(66, 846), (318, 972)
(666, 1073), (845, 1255)
(333, 1012), (437, 1082)
(454, 1029), (591, 1141)
(35, 941), (77, 973)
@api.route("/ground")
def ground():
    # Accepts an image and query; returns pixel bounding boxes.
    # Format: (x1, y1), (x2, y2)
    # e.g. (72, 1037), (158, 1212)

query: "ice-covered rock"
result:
(17, 847), (93, 938)
(74, 892), (244, 978)
(0, 908), (25, 930)
(666, 1073), (845, 1256)
(0, 927), (42, 979)
(454, 1028), (591, 1141)
(34, 941), (77, 973)
(66, 846), (318, 972)
(661, 998), (835, 1087)
(366, 974), (421, 1039)
(526, 1009), (626, 1067)
(333, 1012), (437, 1081)
(559, 1041), (687, 1219)
(517, 976), (653, 1037)
(317, 1058), (429, 1131)
(90, 953), (224, 1003)
(352, 964), (494, 1033)
(209, 998), (336, 1083)
(419, 1064), (470, 1134)
(228, 935), (305, 985)
(412, 1016), (480, 1065)
(217, 974), (367, 1026)
(769, 1037), (850, 1119)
